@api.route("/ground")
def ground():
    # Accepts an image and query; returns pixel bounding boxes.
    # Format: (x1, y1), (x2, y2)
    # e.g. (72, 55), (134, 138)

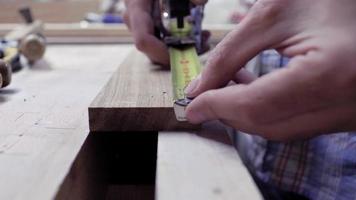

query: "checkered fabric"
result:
(237, 50), (356, 200)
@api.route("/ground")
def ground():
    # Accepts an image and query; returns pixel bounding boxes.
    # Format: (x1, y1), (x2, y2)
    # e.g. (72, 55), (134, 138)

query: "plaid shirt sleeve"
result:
(235, 50), (356, 200)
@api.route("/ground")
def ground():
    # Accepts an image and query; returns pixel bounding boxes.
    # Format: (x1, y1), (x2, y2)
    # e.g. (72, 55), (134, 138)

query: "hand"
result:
(185, 0), (356, 141)
(123, 0), (208, 66)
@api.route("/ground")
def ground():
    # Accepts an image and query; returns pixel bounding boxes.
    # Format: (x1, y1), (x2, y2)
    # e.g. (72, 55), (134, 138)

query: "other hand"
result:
(124, 0), (208, 66)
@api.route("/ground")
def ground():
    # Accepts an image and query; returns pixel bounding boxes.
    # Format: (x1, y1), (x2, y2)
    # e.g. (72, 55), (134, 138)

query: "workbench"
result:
(0, 44), (261, 200)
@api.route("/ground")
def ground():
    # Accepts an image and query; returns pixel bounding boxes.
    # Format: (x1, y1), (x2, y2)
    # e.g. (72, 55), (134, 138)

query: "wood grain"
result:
(89, 50), (199, 132)
(89, 49), (261, 199)
(0, 0), (100, 23)
(0, 23), (233, 44)
(0, 44), (132, 200)
(156, 124), (262, 200)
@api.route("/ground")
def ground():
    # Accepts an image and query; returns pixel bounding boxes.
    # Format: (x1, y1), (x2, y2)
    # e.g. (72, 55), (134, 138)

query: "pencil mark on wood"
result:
(14, 113), (25, 122)
(45, 127), (76, 130)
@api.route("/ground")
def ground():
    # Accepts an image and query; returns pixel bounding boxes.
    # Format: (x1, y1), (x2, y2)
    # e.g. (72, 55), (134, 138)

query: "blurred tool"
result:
(0, 59), (12, 89)
(0, 41), (21, 72)
(5, 7), (46, 65)
(84, 0), (125, 24)
(0, 7), (47, 88)
(100, 0), (123, 14)
(152, 0), (204, 121)
(85, 12), (123, 24)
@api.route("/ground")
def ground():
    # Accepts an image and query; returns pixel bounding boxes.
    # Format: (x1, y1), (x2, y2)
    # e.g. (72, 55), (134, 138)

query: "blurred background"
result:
(0, 0), (239, 24)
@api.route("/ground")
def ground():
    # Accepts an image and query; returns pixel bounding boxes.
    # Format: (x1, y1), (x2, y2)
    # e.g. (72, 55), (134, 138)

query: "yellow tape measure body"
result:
(170, 46), (201, 101)
(3, 47), (18, 63)
(169, 20), (202, 121)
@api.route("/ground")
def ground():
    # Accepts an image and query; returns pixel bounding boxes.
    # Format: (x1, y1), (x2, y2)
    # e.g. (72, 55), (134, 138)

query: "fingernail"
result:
(184, 75), (201, 96)
(186, 110), (207, 124)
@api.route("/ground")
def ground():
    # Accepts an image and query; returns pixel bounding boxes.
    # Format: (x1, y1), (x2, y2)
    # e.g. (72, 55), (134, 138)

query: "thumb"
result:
(185, 85), (249, 124)
(185, 1), (290, 98)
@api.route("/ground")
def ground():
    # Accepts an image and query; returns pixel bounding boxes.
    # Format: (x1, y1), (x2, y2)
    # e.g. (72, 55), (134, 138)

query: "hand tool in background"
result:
(84, 12), (123, 24)
(5, 7), (46, 66)
(152, 0), (204, 121)
(0, 40), (21, 72)
(0, 60), (12, 89)
(84, 0), (125, 24)
(0, 7), (47, 89)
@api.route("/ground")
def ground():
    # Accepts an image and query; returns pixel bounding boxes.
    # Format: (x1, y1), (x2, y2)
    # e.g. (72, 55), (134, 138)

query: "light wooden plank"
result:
(0, 0), (100, 23)
(55, 131), (158, 200)
(87, 46), (261, 199)
(0, 23), (233, 44)
(89, 50), (199, 132)
(156, 125), (262, 200)
(0, 23), (132, 44)
(0, 44), (132, 200)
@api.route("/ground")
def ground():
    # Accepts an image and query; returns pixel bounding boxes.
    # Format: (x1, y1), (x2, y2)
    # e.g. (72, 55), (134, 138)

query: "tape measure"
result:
(168, 21), (202, 121)
(151, 0), (203, 121)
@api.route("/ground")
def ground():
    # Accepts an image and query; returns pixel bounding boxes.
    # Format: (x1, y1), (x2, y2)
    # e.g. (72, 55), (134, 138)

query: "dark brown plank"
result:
(89, 50), (198, 132)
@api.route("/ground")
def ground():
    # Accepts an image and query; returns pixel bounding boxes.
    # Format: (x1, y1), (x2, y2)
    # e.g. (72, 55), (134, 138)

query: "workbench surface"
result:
(0, 44), (132, 200)
(0, 44), (261, 200)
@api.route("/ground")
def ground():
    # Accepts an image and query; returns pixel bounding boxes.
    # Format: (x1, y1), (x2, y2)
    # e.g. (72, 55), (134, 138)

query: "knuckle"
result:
(206, 47), (233, 80)
(200, 90), (217, 107)
(134, 36), (151, 52)
(200, 90), (219, 115)
(234, 97), (260, 125)
(203, 89), (216, 97)
(202, 90), (216, 102)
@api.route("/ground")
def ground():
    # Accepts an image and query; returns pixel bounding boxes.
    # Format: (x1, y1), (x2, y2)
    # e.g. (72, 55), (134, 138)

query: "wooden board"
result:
(157, 128), (262, 200)
(0, 23), (233, 44)
(89, 50), (199, 132)
(0, 44), (132, 200)
(88, 49), (261, 199)
(55, 132), (158, 200)
(0, 0), (100, 23)
(0, 23), (132, 44)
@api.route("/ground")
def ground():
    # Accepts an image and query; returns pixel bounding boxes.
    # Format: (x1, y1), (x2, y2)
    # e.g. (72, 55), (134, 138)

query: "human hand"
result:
(123, 0), (208, 66)
(185, 0), (356, 141)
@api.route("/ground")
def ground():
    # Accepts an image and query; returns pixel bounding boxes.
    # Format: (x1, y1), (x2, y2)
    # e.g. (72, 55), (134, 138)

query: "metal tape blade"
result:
(169, 46), (201, 121)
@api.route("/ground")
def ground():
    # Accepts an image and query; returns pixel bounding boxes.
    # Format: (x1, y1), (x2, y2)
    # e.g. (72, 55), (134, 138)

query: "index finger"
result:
(185, 1), (291, 97)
